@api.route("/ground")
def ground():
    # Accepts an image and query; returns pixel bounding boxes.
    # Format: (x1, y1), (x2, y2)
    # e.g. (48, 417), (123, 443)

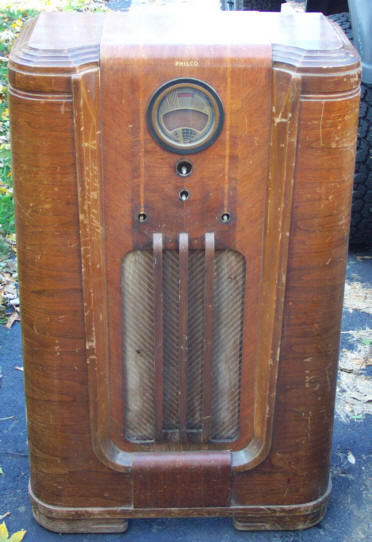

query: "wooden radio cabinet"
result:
(9, 9), (360, 533)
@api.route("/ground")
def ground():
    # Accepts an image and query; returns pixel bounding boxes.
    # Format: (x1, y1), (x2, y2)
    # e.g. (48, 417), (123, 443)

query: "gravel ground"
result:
(0, 249), (371, 541)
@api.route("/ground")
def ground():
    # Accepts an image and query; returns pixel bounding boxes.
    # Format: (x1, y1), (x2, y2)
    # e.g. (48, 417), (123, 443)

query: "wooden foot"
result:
(33, 507), (128, 534)
(233, 493), (329, 531)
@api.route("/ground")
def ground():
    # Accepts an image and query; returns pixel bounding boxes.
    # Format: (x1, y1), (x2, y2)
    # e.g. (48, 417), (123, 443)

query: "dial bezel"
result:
(147, 78), (224, 154)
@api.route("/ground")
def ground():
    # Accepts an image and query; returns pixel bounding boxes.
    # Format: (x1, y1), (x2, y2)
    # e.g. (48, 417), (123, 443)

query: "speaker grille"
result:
(121, 246), (245, 445)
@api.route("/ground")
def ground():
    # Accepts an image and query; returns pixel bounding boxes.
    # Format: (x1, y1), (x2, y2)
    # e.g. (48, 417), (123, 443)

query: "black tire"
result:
(306, 0), (348, 15)
(224, 0), (282, 9)
(329, 13), (372, 246)
(241, 0), (283, 10)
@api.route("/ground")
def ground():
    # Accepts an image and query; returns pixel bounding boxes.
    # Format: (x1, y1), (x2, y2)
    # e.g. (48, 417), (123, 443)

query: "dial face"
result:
(147, 79), (224, 154)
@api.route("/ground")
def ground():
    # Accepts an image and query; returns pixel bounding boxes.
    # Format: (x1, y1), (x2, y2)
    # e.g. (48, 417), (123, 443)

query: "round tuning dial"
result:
(147, 78), (224, 154)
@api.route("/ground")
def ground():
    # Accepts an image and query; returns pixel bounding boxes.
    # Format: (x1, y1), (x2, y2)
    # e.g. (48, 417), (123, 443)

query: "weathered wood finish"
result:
(153, 232), (165, 442)
(133, 451), (231, 508)
(99, 16), (272, 461)
(202, 232), (215, 444)
(9, 10), (360, 533)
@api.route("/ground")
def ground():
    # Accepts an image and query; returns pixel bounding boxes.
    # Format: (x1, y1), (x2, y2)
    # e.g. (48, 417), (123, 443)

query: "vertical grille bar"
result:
(163, 251), (179, 431)
(178, 233), (189, 440)
(122, 242), (244, 445)
(186, 251), (204, 431)
(153, 233), (164, 441)
(201, 232), (215, 443)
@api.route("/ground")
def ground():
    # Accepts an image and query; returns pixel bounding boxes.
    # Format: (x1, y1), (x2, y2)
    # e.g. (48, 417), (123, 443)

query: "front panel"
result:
(89, 13), (276, 465)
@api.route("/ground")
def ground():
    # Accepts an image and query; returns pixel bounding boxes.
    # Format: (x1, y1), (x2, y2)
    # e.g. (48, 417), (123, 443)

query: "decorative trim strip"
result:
(178, 233), (189, 440)
(201, 233), (215, 443)
(153, 233), (164, 441)
(72, 68), (131, 470)
(8, 85), (72, 102)
(232, 67), (301, 470)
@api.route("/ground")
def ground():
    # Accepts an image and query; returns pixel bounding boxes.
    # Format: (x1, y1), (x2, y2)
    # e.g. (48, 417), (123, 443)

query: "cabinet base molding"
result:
(30, 480), (331, 533)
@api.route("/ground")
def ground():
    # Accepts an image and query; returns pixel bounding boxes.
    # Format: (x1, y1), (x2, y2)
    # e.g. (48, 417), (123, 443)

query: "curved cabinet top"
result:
(9, 11), (360, 94)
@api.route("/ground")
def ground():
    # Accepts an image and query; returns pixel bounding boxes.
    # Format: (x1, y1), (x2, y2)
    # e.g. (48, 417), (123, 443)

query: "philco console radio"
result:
(9, 8), (360, 533)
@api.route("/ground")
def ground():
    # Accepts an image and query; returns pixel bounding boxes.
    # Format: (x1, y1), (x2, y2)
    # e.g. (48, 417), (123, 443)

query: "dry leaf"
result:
(0, 522), (26, 542)
(0, 523), (8, 539)
(347, 451), (356, 465)
(8, 531), (26, 542)
(5, 311), (19, 329)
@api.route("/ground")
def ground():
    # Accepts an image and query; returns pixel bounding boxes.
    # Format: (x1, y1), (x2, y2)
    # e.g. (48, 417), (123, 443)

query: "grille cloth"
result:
(121, 249), (245, 444)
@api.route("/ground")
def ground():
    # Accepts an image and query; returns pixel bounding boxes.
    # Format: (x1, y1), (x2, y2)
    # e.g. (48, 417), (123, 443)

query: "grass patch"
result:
(0, 0), (106, 324)
(0, 0), (107, 245)
(0, 7), (34, 259)
(0, 148), (14, 239)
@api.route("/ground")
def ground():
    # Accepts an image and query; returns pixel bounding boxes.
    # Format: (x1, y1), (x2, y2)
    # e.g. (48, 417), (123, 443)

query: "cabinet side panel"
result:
(9, 90), (131, 507)
(232, 92), (359, 506)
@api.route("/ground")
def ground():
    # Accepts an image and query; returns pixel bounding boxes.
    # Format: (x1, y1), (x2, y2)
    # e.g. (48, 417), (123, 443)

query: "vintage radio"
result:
(9, 8), (360, 533)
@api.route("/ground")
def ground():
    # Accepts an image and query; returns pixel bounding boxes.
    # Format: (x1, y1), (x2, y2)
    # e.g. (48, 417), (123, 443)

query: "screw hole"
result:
(137, 212), (148, 223)
(220, 212), (231, 224)
(179, 189), (190, 201)
(176, 160), (193, 177)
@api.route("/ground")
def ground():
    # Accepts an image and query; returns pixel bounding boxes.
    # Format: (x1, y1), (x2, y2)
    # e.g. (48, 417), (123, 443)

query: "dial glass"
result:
(147, 79), (224, 154)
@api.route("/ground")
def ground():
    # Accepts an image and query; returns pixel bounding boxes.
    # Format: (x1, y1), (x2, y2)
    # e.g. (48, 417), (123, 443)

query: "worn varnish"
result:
(9, 10), (360, 533)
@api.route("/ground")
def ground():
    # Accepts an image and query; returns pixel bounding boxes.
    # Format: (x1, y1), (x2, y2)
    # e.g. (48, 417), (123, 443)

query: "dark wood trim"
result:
(201, 233), (215, 443)
(153, 233), (164, 441)
(178, 233), (189, 441)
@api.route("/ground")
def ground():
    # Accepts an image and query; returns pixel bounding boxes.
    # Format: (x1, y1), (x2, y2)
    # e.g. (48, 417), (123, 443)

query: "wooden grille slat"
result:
(178, 233), (189, 441)
(153, 233), (164, 441)
(201, 233), (215, 443)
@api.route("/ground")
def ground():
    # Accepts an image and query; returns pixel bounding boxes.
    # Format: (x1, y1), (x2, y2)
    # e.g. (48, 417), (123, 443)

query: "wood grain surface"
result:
(9, 10), (360, 532)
